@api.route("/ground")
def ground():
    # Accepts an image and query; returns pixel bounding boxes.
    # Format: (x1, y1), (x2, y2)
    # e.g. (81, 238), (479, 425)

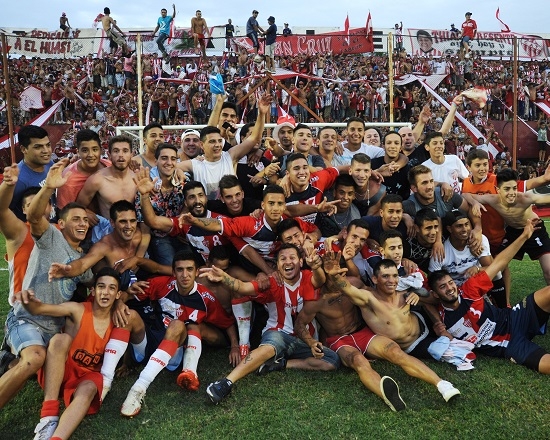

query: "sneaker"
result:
(239, 344), (250, 360)
(100, 384), (111, 402)
(177, 369), (200, 391)
(380, 376), (406, 412)
(206, 378), (233, 404)
(120, 386), (146, 417)
(437, 380), (461, 402)
(257, 357), (287, 376)
(0, 349), (15, 377)
(33, 416), (59, 440)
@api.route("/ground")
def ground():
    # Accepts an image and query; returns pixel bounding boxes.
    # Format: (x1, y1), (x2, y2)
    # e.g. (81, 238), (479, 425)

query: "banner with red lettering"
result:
(234, 27), (372, 56)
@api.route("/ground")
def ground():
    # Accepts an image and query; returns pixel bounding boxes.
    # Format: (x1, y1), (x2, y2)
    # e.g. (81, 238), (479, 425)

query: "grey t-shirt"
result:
(14, 224), (93, 333)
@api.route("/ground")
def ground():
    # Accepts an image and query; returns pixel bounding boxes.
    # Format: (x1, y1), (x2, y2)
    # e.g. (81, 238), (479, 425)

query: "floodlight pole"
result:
(1, 33), (16, 163)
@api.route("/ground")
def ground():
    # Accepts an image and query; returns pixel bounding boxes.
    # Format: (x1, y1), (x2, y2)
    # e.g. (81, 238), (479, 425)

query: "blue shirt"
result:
(157, 15), (173, 36)
(246, 17), (258, 35)
(10, 159), (54, 221)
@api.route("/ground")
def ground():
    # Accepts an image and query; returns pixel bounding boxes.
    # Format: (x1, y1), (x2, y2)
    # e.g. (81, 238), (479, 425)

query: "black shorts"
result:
(505, 293), (549, 370)
(539, 141), (547, 152)
(168, 106), (176, 118)
(247, 32), (259, 48)
(499, 226), (550, 260)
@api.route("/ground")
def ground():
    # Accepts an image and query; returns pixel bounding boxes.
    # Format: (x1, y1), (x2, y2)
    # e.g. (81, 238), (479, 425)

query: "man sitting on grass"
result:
(200, 243), (341, 404)
(429, 218), (550, 374)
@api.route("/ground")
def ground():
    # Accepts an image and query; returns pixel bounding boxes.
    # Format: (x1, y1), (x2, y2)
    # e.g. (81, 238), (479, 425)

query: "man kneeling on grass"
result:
(200, 243), (341, 404)
(22, 268), (144, 440)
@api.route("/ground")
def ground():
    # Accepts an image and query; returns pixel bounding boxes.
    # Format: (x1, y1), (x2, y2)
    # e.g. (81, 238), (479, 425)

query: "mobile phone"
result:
(222, 121), (237, 133)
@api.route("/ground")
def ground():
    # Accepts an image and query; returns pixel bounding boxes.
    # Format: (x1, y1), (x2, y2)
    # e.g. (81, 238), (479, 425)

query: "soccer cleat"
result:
(257, 357), (287, 376)
(437, 380), (461, 402)
(177, 369), (200, 391)
(239, 344), (250, 360)
(100, 384), (111, 402)
(120, 386), (146, 417)
(33, 416), (59, 440)
(380, 376), (407, 412)
(206, 378), (233, 404)
(0, 349), (15, 377)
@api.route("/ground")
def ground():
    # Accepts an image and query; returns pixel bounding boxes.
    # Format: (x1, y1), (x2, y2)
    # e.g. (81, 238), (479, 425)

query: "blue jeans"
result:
(157, 33), (169, 54)
(260, 329), (341, 368)
(148, 235), (186, 266)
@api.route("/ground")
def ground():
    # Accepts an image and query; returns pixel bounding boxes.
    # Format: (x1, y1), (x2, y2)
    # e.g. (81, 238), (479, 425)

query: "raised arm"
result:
(207, 93), (225, 128)
(134, 167), (173, 232)
(483, 218), (538, 280)
(28, 159), (70, 237)
(440, 95), (463, 135)
(323, 250), (371, 306)
(412, 104), (430, 142)
(0, 165), (28, 249)
(48, 241), (109, 280)
(228, 94), (271, 162)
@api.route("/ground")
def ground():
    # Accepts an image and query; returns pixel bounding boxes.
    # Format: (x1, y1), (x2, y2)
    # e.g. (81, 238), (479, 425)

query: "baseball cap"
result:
(181, 129), (201, 140)
(465, 12), (472, 16)
(268, 16), (275, 22)
(443, 209), (469, 228)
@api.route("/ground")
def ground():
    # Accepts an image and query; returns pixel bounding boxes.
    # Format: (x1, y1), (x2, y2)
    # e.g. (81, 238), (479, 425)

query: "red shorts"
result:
(38, 362), (104, 415)
(196, 33), (205, 44)
(325, 325), (377, 355)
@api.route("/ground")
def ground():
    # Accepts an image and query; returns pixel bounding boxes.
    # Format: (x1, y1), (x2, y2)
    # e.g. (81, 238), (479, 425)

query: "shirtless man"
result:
(325, 253), (449, 361)
(77, 135), (137, 220)
(47, 200), (165, 284)
(191, 10), (208, 58)
(102, 7), (130, 56)
(294, 250), (461, 411)
(59, 12), (71, 37)
(470, 168), (550, 284)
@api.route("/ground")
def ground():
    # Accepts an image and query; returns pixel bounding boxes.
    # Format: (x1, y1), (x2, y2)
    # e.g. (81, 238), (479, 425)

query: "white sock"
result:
(182, 332), (202, 373)
(131, 334), (148, 361)
(100, 329), (130, 387)
(232, 301), (252, 347)
(134, 340), (177, 391)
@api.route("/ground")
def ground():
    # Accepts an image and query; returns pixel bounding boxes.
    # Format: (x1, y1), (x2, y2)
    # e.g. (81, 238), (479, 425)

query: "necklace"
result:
(355, 186), (370, 205)
(334, 209), (352, 228)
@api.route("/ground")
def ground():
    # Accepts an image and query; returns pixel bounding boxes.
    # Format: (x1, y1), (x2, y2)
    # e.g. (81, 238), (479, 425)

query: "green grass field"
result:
(1, 233), (550, 440)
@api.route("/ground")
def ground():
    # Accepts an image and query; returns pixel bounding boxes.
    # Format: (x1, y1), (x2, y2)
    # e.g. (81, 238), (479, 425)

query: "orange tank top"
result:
(68, 302), (114, 374)
(6, 225), (35, 305)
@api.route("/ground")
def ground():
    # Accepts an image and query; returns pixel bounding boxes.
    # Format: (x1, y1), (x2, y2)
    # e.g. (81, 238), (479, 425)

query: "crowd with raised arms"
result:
(2, 10), (550, 440)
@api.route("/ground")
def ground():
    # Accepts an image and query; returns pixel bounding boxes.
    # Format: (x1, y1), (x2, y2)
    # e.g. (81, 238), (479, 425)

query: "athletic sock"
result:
(182, 330), (202, 373)
(131, 333), (148, 359)
(100, 328), (130, 387)
(232, 301), (252, 347)
(134, 339), (178, 391)
(40, 400), (60, 418)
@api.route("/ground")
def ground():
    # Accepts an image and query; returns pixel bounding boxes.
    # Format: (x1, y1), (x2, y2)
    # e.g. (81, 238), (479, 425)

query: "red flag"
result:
(344, 15), (350, 45)
(365, 12), (374, 52)
(495, 8), (511, 33)
(93, 13), (104, 28)
(167, 19), (175, 45)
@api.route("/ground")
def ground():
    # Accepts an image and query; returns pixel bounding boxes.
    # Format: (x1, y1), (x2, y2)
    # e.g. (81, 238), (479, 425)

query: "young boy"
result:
(24, 268), (143, 440)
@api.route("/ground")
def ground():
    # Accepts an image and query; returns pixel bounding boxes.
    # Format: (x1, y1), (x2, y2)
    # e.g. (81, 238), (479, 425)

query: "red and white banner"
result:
(234, 27), (373, 56)
(495, 8), (511, 33)
(0, 98), (65, 150)
(19, 85), (45, 111)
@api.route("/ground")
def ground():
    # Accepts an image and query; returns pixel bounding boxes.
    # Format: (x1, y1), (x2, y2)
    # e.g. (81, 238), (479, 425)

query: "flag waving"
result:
(365, 12), (374, 52)
(93, 13), (104, 28)
(344, 15), (350, 46)
(496, 8), (511, 33)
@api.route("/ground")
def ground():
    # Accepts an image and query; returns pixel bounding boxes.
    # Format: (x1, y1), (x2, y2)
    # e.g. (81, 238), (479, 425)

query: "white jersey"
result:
(422, 155), (469, 193)
(341, 142), (385, 165)
(428, 235), (491, 286)
(191, 151), (235, 200)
